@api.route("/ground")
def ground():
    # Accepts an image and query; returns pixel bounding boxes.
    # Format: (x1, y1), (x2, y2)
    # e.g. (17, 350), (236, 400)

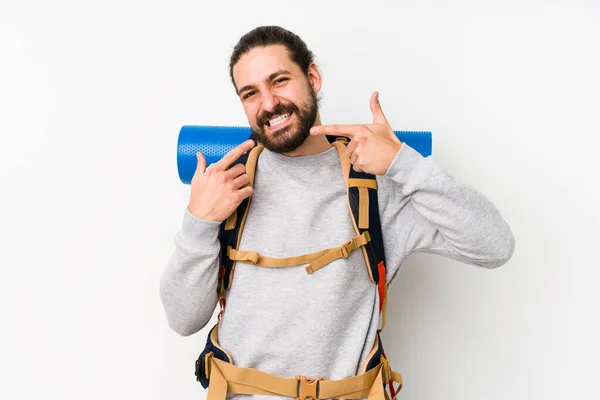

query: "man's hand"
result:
(188, 139), (256, 222)
(310, 92), (402, 175)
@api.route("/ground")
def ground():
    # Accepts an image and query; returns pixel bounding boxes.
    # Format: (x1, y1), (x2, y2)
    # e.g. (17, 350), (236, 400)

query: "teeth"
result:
(268, 113), (291, 127)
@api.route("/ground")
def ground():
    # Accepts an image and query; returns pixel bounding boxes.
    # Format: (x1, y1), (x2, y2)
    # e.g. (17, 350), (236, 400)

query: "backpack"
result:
(195, 136), (402, 400)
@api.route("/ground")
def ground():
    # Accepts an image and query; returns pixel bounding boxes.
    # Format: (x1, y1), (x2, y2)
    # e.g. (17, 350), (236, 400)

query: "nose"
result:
(260, 89), (280, 114)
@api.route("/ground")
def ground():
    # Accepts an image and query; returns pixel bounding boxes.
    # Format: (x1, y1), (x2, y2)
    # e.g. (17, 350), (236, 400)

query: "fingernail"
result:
(310, 127), (317, 134)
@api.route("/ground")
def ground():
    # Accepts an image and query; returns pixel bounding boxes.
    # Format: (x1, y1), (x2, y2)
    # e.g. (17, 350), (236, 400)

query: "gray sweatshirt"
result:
(159, 142), (515, 399)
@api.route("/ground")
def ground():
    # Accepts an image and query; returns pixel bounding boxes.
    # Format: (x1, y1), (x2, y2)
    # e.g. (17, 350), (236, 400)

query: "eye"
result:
(274, 77), (289, 84)
(242, 90), (256, 100)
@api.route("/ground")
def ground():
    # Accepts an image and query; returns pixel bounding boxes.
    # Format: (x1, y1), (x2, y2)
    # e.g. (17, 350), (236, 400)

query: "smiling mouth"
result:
(265, 112), (292, 128)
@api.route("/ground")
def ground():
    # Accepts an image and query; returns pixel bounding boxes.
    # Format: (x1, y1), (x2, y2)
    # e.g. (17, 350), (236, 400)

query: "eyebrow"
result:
(237, 69), (292, 96)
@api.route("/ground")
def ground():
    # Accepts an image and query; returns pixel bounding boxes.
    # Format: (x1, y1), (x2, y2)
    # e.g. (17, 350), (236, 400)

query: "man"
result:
(160, 26), (515, 400)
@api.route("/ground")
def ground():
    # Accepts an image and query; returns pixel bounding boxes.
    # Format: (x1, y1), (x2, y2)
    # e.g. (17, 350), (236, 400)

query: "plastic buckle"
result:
(296, 375), (322, 400)
(341, 246), (350, 258)
(363, 230), (371, 242)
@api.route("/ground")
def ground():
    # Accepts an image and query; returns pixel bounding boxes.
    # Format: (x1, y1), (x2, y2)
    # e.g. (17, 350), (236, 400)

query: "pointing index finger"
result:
(310, 124), (364, 138)
(214, 139), (255, 170)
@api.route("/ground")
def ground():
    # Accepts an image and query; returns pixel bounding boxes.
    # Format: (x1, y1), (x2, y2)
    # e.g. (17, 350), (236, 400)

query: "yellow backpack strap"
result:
(348, 178), (377, 229)
(205, 355), (389, 400)
(223, 144), (263, 231)
(217, 143), (264, 321)
(228, 231), (371, 273)
(331, 141), (389, 328)
(331, 141), (380, 282)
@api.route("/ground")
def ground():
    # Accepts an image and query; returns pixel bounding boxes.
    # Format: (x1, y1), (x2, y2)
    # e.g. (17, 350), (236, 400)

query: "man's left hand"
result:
(310, 92), (402, 175)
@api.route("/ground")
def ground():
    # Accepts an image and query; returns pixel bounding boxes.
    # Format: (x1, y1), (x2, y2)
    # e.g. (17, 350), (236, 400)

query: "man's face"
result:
(232, 45), (319, 153)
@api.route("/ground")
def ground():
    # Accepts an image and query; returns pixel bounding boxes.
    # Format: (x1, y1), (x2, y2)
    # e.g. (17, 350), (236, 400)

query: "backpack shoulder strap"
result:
(216, 143), (264, 319)
(331, 138), (389, 330)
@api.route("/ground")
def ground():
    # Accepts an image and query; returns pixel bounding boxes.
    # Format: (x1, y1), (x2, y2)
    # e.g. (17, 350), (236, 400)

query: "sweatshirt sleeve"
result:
(159, 207), (222, 336)
(381, 143), (515, 283)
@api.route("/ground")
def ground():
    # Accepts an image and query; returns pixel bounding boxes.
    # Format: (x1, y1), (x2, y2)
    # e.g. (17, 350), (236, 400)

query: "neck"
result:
(282, 113), (331, 157)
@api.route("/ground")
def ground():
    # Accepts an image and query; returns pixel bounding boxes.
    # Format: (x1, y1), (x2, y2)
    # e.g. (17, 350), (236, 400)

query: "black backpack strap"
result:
(348, 167), (386, 284)
(328, 137), (387, 283)
(348, 166), (389, 329)
(329, 137), (388, 327)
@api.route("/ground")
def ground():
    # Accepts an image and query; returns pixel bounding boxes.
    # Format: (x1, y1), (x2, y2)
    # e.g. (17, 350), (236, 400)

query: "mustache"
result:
(258, 103), (298, 126)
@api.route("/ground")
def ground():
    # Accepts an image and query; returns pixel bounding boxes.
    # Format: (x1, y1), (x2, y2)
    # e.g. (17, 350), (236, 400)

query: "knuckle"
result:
(239, 187), (251, 199)
(216, 172), (227, 184)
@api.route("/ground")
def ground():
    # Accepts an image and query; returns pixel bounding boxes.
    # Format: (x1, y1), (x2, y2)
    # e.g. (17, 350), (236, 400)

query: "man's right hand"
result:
(188, 139), (256, 222)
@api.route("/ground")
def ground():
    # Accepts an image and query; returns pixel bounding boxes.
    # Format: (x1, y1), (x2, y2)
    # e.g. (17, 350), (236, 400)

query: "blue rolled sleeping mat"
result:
(177, 125), (432, 184)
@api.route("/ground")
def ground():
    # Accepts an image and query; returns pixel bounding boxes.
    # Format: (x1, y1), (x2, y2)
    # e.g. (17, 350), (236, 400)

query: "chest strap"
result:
(227, 231), (371, 274)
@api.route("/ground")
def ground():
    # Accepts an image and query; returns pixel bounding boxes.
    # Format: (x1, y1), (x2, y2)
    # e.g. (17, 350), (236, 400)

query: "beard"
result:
(249, 88), (318, 154)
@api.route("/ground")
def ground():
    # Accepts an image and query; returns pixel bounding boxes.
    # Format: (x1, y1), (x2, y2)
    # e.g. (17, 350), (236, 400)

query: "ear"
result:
(307, 62), (322, 93)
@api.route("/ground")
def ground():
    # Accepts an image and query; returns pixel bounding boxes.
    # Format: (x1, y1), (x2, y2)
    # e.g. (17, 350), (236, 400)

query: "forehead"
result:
(233, 45), (300, 88)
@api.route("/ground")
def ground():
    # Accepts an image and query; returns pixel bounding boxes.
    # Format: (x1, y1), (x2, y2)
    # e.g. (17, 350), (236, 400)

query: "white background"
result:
(1, 1), (599, 399)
